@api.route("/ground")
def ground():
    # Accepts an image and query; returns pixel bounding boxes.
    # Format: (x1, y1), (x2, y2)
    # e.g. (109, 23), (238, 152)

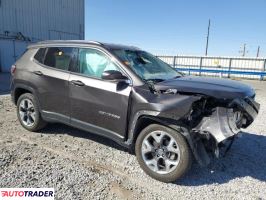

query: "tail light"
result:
(11, 65), (16, 75)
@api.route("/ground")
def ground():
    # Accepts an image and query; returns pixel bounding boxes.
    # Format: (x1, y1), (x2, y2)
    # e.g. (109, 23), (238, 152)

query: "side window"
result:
(43, 47), (74, 70)
(78, 48), (120, 78)
(34, 48), (46, 63)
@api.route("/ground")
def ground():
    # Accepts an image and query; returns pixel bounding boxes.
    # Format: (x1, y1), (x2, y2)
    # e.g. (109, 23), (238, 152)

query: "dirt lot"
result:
(0, 80), (266, 200)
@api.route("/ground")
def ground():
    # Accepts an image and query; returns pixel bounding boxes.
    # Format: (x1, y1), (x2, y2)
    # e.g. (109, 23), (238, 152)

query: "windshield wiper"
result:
(165, 75), (182, 81)
(144, 79), (158, 94)
(145, 78), (165, 83)
(174, 75), (182, 78)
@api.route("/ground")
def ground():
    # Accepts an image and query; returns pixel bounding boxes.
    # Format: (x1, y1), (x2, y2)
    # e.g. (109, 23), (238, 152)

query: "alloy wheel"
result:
(19, 98), (36, 127)
(141, 130), (181, 174)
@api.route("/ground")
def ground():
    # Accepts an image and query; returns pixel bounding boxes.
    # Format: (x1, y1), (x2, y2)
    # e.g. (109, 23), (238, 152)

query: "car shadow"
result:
(40, 125), (266, 185)
(41, 123), (128, 152)
(176, 131), (266, 185)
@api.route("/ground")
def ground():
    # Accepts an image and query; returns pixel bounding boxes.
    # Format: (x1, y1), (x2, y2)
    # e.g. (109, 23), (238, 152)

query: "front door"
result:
(69, 47), (131, 140)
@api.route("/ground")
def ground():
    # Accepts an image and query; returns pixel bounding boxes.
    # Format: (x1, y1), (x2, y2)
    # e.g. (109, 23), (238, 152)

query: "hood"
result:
(155, 76), (255, 99)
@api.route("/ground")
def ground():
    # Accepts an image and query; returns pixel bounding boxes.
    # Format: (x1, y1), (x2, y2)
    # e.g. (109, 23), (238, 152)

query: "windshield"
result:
(111, 49), (182, 82)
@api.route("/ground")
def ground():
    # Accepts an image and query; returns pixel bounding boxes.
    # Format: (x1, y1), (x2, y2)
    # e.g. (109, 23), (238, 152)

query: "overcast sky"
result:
(85, 0), (266, 57)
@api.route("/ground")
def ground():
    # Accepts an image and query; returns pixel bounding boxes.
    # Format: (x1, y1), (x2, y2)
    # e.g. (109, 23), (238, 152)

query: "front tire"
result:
(17, 93), (47, 131)
(135, 124), (192, 183)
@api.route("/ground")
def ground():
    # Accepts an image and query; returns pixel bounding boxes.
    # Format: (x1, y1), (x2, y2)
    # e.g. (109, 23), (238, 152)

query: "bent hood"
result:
(155, 76), (255, 99)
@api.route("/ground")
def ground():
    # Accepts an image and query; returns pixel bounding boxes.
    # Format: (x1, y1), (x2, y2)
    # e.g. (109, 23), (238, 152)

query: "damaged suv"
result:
(11, 40), (260, 182)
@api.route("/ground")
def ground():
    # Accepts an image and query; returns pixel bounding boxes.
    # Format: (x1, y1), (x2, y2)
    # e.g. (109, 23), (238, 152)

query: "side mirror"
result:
(101, 70), (128, 81)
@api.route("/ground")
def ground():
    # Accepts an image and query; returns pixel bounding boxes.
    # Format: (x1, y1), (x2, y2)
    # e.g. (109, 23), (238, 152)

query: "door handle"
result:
(71, 80), (85, 86)
(33, 71), (43, 76)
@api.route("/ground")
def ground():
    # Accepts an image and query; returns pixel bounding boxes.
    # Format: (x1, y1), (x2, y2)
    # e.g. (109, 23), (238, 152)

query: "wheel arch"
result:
(14, 86), (33, 105)
(131, 115), (187, 144)
(13, 84), (40, 108)
(128, 114), (210, 166)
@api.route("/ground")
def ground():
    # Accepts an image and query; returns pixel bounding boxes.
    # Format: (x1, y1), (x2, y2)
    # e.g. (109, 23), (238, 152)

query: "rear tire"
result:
(135, 124), (192, 183)
(17, 93), (47, 131)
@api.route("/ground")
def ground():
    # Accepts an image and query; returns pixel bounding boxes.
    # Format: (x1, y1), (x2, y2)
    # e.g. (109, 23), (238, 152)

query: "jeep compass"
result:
(11, 40), (260, 182)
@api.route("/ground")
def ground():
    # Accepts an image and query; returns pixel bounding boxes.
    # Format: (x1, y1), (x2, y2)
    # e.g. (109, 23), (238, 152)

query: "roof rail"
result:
(35, 40), (103, 45)
(28, 40), (104, 49)
(86, 40), (102, 45)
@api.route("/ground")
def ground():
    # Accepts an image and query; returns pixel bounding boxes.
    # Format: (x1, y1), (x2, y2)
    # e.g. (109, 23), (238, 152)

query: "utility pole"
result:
(256, 46), (260, 57)
(205, 19), (211, 56)
(239, 44), (249, 57)
(239, 43), (247, 57)
(242, 43), (246, 57)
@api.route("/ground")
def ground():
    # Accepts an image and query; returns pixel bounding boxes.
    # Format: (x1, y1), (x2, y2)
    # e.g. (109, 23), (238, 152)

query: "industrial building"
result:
(0, 0), (85, 72)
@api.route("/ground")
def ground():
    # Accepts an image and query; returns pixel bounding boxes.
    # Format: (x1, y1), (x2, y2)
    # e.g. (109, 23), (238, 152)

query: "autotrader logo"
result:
(0, 188), (54, 199)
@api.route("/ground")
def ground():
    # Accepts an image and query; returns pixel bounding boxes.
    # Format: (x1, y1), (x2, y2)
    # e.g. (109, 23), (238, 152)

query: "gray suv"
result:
(11, 40), (260, 182)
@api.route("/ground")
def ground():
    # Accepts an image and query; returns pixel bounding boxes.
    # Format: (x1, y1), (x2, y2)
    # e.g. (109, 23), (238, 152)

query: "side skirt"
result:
(41, 111), (130, 148)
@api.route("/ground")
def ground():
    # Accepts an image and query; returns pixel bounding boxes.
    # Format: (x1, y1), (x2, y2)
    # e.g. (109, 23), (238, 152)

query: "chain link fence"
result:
(157, 55), (266, 80)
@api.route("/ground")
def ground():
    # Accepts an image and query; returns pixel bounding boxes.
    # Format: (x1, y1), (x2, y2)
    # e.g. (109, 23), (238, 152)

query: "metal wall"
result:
(0, 0), (84, 40)
(157, 55), (266, 80)
(0, 40), (30, 72)
(0, 0), (84, 72)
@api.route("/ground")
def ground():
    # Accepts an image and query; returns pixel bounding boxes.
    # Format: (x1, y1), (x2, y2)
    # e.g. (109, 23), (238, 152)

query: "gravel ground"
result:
(0, 80), (266, 200)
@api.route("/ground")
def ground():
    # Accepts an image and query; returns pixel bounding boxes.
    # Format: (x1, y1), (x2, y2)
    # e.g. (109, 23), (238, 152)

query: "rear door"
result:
(32, 47), (75, 122)
(69, 47), (132, 139)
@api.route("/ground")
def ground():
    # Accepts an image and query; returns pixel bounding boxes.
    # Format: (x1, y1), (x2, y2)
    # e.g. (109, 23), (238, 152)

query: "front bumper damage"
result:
(195, 97), (259, 143)
(195, 107), (241, 143)
(192, 97), (259, 162)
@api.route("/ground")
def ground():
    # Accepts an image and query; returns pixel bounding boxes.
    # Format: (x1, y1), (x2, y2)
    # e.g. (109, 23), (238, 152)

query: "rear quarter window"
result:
(43, 47), (74, 71)
(34, 48), (46, 63)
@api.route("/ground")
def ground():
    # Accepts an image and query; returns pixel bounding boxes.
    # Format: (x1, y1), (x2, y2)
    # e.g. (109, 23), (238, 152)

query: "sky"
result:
(85, 0), (266, 57)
